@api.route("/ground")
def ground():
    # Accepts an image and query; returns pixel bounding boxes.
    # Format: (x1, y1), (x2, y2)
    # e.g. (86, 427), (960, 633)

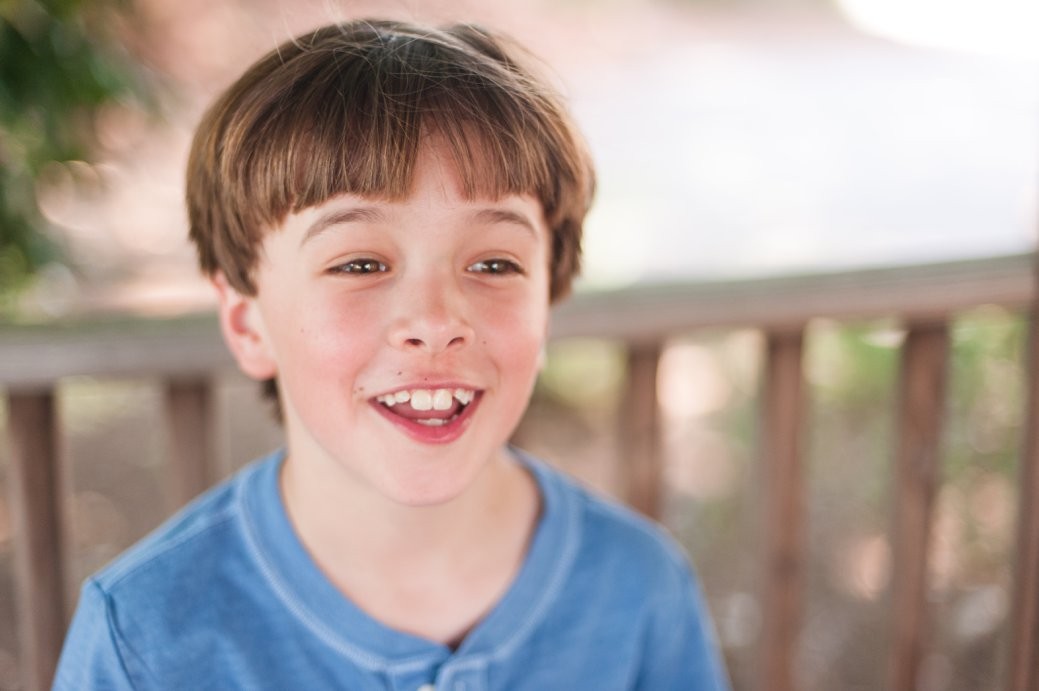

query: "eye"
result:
(467, 259), (524, 276)
(331, 259), (388, 275)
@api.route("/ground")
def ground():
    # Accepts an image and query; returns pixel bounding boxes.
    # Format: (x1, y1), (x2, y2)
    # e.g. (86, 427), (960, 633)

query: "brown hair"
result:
(186, 19), (595, 302)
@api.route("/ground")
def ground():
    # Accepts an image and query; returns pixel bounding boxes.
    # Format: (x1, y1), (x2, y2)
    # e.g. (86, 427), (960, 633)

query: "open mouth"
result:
(373, 387), (477, 428)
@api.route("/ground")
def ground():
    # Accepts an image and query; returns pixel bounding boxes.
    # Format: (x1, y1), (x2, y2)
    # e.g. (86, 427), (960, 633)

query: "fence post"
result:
(1008, 259), (1039, 691)
(620, 343), (663, 519)
(888, 322), (949, 691)
(759, 328), (807, 691)
(6, 389), (69, 691)
(164, 377), (217, 510)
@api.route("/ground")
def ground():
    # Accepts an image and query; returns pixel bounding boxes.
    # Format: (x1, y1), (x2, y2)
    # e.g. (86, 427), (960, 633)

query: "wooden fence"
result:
(2, 252), (1037, 691)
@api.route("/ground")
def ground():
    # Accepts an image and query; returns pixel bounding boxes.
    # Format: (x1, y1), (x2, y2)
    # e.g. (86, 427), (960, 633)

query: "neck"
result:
(278, 446), (541, 645)
(280, 446), (538, 576)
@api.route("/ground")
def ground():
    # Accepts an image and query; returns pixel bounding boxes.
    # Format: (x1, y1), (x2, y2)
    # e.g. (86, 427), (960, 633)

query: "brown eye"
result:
(468, 259), (523, 275)
(333, 259), (388, 274)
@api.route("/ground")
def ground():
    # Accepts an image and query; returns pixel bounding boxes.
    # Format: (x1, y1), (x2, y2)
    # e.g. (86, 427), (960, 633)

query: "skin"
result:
(213, 142), (549, 645)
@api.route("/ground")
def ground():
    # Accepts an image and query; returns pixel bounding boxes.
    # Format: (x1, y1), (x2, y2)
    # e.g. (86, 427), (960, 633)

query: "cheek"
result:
(479, 296), (548, 380)
(269, 294), (383, 390)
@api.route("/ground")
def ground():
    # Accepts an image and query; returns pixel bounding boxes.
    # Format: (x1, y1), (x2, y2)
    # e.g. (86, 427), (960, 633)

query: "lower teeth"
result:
(416, 415), (458, 427)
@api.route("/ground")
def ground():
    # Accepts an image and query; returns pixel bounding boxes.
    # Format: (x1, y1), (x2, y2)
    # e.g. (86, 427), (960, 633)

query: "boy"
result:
(54, 19), (729, 690)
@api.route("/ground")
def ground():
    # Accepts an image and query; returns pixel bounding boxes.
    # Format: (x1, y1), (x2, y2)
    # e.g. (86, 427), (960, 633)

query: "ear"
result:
(212, 273), (278, 380)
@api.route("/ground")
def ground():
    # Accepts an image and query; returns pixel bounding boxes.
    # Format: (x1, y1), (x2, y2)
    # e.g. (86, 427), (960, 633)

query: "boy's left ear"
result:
(211, 273), (278, 381)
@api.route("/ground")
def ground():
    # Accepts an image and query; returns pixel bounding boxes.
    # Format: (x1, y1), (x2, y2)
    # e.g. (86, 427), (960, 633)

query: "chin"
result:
(365, 433), (500, 506)
(384, 480), (468, 508)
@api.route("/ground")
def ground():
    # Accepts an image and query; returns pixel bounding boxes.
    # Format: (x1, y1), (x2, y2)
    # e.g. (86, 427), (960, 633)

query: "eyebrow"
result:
(299, 205), (539, 247)
(300, 207), (384, 247)
(472, 208), (540, 237)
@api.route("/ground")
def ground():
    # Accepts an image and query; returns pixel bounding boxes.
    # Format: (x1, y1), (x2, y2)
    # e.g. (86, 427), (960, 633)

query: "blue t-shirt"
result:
(54, 448), (730, 690)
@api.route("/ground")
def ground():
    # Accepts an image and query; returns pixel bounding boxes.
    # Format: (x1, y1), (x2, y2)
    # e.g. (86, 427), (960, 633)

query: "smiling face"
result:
(216, 144), (551, 507)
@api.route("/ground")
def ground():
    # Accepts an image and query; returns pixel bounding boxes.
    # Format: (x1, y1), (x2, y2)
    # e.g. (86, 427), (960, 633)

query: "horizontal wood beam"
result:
(553, 253), (1034, 343)
(0, 254), (1032, 389)
(0, 313), (233, 389)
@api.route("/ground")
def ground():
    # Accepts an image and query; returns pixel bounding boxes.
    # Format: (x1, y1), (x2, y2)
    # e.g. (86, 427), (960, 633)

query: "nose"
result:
(387, 277), (475, 354)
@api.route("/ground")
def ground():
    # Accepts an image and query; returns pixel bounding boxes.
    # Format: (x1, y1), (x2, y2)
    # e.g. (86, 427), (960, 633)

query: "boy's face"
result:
(216, 143), (551, 507)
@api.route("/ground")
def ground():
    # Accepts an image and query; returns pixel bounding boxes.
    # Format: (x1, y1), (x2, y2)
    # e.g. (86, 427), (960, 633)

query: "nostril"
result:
(394, 327), (472, 352)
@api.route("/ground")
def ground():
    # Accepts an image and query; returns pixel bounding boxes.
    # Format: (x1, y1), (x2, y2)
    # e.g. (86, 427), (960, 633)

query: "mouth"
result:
(371, 387), (480, 441)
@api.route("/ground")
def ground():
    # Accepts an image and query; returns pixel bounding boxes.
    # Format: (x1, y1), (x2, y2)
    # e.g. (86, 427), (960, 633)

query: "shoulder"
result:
(56, 456), (279, 688)
(523, 453), (694, 592)
(88, 453), (288, 634)
(93, 460), (257, 596)
(516, 453), (730, 689)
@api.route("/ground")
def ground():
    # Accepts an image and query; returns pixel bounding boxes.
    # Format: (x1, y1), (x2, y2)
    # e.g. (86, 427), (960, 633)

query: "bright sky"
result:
(573, 5), (1038, 289)
(837, 0), (1039, 60)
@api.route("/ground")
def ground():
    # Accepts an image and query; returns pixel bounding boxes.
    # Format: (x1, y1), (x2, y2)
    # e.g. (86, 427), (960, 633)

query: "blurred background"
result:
(0, 0), (1037, 689)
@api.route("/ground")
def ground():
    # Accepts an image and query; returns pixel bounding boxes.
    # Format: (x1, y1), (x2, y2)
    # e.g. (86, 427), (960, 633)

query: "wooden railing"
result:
(2, 252), (1037, 691)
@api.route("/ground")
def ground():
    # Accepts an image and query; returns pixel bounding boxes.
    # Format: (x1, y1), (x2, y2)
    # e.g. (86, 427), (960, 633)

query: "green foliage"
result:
(805, 312), (1026, 518)
(946, 307), (1026, 477)
(0, 0), (147, 302)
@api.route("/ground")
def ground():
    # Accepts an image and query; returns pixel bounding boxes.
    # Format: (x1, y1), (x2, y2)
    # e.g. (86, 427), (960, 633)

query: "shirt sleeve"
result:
(52, 580), (140, 691)
(635, 560), (731, 691)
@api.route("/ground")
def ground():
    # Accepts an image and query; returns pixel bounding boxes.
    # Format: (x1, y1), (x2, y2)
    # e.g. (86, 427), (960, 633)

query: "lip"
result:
(370, 389), (482, 445)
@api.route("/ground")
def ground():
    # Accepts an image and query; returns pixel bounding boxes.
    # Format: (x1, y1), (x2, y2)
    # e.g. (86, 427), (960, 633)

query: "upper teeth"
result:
(376, 388), (475, 410)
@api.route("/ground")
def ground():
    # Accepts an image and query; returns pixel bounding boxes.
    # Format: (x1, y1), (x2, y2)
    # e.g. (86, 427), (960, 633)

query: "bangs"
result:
(228, 25), (571, 228)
